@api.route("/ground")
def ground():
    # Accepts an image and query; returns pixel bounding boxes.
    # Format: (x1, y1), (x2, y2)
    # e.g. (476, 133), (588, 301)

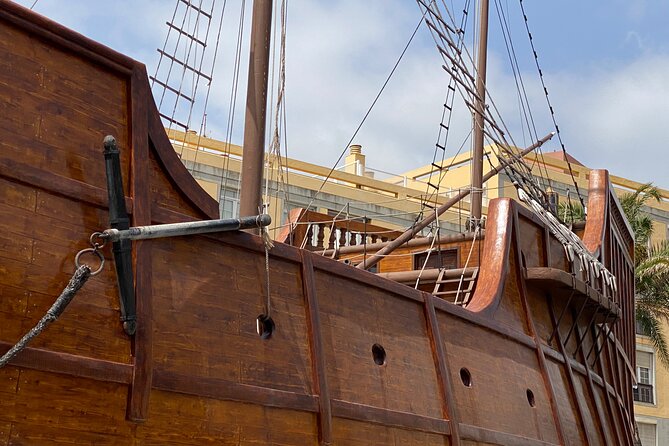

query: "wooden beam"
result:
(300, 251), (332, 445)
(424, 295), (461, 445)
(152, 369), (319, 412)
(0, 342), (132, 384)
(127, 67), (153, 422)
(331, 399), (451, 436)
(0, 157), (133, 212)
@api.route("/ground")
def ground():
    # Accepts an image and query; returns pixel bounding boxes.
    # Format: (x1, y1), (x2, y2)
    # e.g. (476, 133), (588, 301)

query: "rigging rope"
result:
(417, 0), (472, 219)
(264, 0), (290, 232)
(219, 0), (247, 215)
(518, 0), (586, 212)
(301, 10), (427, 215)
(492, 0), (553, 193)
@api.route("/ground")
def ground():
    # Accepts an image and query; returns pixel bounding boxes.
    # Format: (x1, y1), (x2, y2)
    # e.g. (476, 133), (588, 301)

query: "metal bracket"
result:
(103, 136), (137, 336)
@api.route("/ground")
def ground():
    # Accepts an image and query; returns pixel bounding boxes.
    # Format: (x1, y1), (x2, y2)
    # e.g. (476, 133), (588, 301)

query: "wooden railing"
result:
(277, 208), (403, 251)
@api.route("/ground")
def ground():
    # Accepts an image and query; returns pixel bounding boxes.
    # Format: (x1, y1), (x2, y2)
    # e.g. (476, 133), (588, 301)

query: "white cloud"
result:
(544, 54), (669, 189)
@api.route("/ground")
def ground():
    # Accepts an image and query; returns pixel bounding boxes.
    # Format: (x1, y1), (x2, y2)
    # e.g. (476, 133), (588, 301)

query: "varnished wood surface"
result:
(0, 1), (637, 444)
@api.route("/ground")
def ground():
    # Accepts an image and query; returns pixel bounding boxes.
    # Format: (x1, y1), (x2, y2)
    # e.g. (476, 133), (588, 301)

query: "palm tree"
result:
(635, 240), (669, 365)
(619, 183), (669, 365)
(557, 200), (585, 224)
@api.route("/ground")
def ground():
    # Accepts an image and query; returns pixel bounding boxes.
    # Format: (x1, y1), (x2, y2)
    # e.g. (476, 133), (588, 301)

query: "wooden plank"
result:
(299, 251), (332, 445)
(331, 399), (451, 435)
(128, 65), (153, 422)
(0, 342), (132, 384)
(152, 369), (318, 412)
(424, 295), (460, 445)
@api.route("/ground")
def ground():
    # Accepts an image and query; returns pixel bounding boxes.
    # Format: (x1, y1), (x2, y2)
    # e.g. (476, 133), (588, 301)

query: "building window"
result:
(633, 350), (655, 405)
(219, 187), (239, 219)
(636, 319), (651, 336)
(637, 422), (656, 446)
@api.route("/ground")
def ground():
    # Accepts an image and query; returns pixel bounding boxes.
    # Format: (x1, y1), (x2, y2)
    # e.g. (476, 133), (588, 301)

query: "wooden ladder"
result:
(432, 267), (479, 306)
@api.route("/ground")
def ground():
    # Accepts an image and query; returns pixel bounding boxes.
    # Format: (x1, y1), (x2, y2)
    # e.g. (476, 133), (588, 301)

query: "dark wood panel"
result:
(9, 370), (131, 437)
(438, 314), (560, 443)
(315, 270), (442, 419)
(137, 390), (318, 445)
(151, 237), (314, 395)
(8, 423), (123, 445)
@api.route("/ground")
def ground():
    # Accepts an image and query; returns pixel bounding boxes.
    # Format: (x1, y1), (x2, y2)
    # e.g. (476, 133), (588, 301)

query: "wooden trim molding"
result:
(0, 342), (132, 384)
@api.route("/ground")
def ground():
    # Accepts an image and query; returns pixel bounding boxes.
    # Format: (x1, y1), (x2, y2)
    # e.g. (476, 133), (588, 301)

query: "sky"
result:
(13, 0), (669, 189)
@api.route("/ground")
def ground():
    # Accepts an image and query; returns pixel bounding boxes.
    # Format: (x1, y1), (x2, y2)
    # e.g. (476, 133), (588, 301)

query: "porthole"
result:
(256, 314), (275, 340)
(460, 368), (472, 387)
(372, 344), (386, 366)
(526, 389), (536, 407)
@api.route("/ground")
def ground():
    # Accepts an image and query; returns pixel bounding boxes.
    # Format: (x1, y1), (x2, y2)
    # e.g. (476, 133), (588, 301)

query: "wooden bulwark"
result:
(0, 1), (636, 444)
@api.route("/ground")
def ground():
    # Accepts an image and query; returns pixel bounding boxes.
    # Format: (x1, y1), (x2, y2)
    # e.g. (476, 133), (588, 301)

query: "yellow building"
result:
(169, 129), (669, 445)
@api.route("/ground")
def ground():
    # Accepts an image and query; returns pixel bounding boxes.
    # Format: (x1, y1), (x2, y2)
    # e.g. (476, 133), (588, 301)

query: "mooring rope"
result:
(0, 265), (93, 368)
(0, 234), (105, 369)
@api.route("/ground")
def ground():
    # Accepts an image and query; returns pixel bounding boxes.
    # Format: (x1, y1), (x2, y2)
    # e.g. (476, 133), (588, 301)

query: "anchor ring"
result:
(75, 248), (105, 276)
(89, 232), (107, 249)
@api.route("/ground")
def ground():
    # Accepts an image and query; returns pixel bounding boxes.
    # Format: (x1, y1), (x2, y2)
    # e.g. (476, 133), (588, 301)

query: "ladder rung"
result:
(166, 21), (207, 47)
(436, 143), (446, 151)
(431, 163), (443, 171)
(427, 182), (439, 190)
(439, 123), (449, 131)
(180, 0), (213, 19)
(436, 277), (475, 284)
(150, 77), (194, 103)
(156, 49), (212, 82)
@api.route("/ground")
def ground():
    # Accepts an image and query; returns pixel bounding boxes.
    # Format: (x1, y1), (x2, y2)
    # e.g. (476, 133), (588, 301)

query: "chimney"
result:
(344, 144), (365, 176)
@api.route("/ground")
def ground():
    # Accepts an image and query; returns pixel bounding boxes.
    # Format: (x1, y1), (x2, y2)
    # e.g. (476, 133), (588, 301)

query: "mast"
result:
(239, 0), (273, 224)
(470, 0), (490, 227)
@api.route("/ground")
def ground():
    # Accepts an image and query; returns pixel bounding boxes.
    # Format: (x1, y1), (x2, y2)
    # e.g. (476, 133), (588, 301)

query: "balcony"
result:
(634, 383), (654, 404)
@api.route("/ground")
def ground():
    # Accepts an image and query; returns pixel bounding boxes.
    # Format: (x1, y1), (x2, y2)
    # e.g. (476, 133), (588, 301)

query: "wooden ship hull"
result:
(0, 2), (637, 445)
